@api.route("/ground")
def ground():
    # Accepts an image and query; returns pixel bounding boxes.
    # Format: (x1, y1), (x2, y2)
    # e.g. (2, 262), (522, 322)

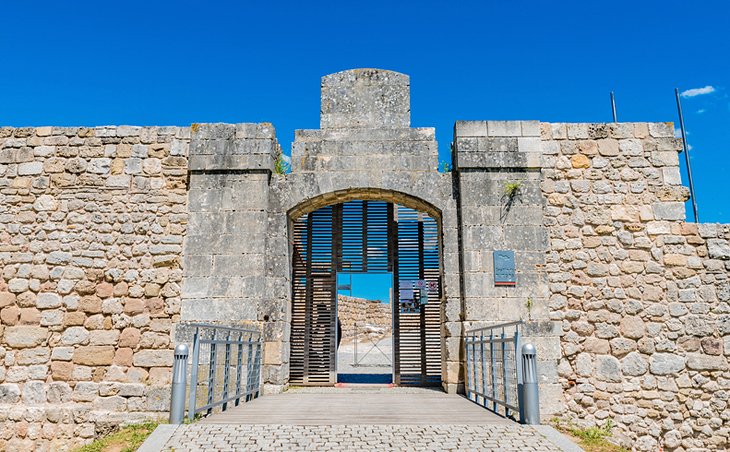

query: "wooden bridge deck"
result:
(200, 387), (513, 425)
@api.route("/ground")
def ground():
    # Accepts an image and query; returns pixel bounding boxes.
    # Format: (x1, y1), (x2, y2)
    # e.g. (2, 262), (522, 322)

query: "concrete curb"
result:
(532, 425), (584, 452)
(138, 424), (179, 452)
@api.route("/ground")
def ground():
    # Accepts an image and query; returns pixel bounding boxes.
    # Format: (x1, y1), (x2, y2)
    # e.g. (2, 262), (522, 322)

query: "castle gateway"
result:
(0, 69), (728, 451)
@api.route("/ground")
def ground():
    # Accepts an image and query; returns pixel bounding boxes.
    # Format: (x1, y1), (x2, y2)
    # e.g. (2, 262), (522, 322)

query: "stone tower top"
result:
(320, 68), (410, 129)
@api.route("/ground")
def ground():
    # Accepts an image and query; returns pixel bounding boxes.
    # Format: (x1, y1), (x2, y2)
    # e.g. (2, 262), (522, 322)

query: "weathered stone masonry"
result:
(0, 125), (190, 450)
(1, 68), (728, 451)
(540, 122), (730, 451)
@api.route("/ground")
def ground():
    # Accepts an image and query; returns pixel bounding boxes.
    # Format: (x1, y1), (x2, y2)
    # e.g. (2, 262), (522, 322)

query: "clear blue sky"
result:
(338, 273), (392, 303)
(2, 1), (728, 222)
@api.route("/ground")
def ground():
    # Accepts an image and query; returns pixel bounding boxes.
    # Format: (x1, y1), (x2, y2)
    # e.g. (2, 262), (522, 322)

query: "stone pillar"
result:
(453, 120), (562, 413)
(181, 123), (278, 324)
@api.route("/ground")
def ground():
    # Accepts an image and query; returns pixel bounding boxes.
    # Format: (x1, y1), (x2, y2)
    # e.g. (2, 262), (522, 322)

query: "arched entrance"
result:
(289, 194), (443, 387)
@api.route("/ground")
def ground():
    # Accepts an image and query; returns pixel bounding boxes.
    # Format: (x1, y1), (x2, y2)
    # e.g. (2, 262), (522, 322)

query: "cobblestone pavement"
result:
(161, 423), (566, 451)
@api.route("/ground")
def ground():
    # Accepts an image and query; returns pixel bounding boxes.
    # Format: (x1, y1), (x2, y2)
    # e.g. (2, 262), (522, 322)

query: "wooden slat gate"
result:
(290, 200), (441, 386)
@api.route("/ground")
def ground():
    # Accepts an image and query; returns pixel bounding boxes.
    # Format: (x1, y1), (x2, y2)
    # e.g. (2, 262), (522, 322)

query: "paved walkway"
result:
(147, 388), (578, 451)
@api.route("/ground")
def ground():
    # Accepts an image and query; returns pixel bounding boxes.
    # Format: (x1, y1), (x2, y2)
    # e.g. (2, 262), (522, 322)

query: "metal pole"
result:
(480, 333), (487, 408)
(235, 331), (244, 406)
(514, 328), (524, 423)
(169, 344), (189, 424)
(521, 343), (540, 425)
(610, 91), (617, 122)
(221, 330), (232, 412)
(675, 88), (699, 222)
(188, 327), (201, 422)
(501, 330), (508, 418)
(466, 335), (474, 401)
(490, 332), (497, 413)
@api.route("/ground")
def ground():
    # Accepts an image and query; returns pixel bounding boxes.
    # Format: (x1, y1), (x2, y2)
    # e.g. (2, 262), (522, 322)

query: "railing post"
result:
(490, 331), (497, 412)
(221, 330), (232, 412)
(480, 332), (486, 408)
(521, 343), (540, 425)
(515, 328), (524, 423)
(253, 334), (262, 398)
(465, 334), (473, 401)
(501, 330), (509, 418)
(169, 344), (189, 424)
(188, 327), (201, 422)
(245, 332), (255, 401)
(206, 328), (218, 416)
(235, 331), (244, 406)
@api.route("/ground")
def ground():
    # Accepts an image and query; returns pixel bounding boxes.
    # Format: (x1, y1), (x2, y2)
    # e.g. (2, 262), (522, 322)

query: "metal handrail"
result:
(168, 323), (263, 423)
(464, 320), (539, 424)
(465, 320), (524, 335)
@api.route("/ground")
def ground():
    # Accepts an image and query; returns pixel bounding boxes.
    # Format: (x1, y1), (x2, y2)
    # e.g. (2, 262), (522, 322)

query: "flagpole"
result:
(675, 88), (699, 223)
(610, 91), (617, 122)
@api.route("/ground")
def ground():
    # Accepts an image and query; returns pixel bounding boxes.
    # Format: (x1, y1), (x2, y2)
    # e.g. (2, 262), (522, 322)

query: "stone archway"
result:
(287, 190), (444, 387)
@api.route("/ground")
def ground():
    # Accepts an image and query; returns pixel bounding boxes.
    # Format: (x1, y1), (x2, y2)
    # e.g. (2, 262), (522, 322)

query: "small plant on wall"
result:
(503, 180), (523, 199)
(274, 154), (290, 175)
(500, 179), (523, 222)
(525, 297), (534, 321)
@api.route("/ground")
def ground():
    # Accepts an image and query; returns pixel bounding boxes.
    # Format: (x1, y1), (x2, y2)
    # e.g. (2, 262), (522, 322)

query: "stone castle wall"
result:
(540, 122), (729, 450)
(0, 68), (728, 451)
(0, 126), (190, 450)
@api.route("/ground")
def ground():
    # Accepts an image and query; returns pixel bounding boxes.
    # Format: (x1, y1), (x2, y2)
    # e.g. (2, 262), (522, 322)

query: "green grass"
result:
(551, 418), (629, 452)
(73, 421), (159, 452)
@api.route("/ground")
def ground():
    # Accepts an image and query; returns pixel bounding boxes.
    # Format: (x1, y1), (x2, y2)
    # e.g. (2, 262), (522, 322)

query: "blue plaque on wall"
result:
(494, 250), (516, 286)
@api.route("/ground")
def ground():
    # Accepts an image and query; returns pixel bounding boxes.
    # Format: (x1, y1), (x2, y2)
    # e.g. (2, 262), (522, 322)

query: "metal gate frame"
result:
(289, 200), (442, 387)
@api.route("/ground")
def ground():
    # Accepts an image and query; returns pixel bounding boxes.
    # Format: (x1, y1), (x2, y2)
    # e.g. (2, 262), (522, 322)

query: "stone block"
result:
(145, 386), (170, 411)
(652, 202), (685, 221)
(61, 327), (90, 345)
(487, 121), (521, 137)
(320, 69), (409, 129)
(16, 348), (50, 365)
(36, 293), (61, 309)
(51, 361), (74, 381)
(180, 299), (257, 322)
(595, 355), (621, 382)
(22, 380), (46, 404)
(132, 349), (173, 367)
(686, 353), (728, 371)
(650, 353), (686, 375)
(707, 239), (730, 260)
(455, 121), (487, 137)
(73, 382), (99, 401)
(4, 326), (47, 348)
(90, 330), (120, 346)
(0, 384), (21, 403)
(72, 346), (115, 365)
(18, 162), (43, 175)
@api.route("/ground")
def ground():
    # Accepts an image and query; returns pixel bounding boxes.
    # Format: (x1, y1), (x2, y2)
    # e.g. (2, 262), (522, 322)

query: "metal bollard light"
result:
(521, 343), (540, 425)
(169, 344), (189, 424)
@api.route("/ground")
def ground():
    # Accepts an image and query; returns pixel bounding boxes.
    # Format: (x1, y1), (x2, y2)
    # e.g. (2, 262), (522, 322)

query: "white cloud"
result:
(674, 127), (689, 138)
(681, 85), (715, 97)
(697, 108), (706, 114)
